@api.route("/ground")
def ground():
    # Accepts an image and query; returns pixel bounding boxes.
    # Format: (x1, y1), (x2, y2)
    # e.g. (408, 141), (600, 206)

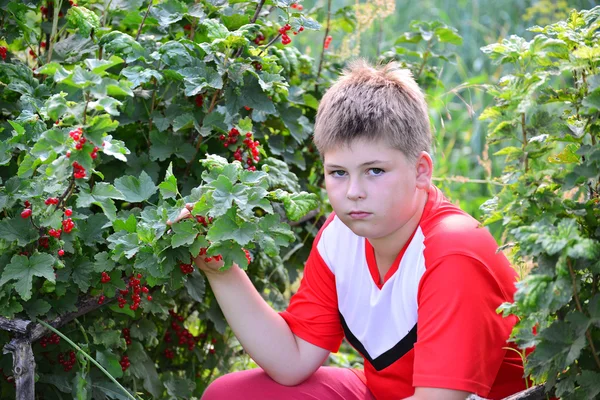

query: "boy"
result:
(173, 59), (527, 399)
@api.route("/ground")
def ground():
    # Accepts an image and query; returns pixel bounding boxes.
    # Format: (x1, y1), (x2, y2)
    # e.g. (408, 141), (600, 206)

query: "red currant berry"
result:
(65, 209), (72, 216)
(147, 295), (152, 301)
(21, 208), (32, 219)
(58, 249), (65, 257)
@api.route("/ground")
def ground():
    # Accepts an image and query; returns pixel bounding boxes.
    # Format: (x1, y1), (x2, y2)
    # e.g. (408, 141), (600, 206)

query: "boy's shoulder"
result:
(420, 186), (500, 262)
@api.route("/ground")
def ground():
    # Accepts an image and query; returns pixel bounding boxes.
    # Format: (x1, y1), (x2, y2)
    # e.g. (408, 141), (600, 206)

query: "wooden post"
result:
(3, 337), (35, 400)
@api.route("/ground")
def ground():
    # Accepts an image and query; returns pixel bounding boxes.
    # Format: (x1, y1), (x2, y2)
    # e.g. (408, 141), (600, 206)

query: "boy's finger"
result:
(185, 203), (194, 210)
(166, 208), (191, 225)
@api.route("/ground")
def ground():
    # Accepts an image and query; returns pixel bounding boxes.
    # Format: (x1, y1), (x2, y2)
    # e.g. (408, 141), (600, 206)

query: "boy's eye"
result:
(330, 170), (346, 177)
(369, 168), (384, 176)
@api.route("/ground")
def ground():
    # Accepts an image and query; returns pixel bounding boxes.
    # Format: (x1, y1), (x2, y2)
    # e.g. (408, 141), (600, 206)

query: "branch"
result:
(135, 1), (153, 41)
(0, 318), (31, 334)
(315, 0), (332, 92)
(45, 0), (61, 64)
(234, 0), (267, 58)
(415, 39), (433, 80)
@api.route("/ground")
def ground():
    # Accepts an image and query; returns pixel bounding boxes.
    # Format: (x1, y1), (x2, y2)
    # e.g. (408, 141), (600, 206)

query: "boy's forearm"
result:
(204, 265), (311, 384)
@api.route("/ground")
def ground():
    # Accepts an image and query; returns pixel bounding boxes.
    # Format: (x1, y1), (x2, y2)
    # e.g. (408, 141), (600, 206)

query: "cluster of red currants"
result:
(195, 94), (203, 107)
(120, 355), (130, 371)
(72, 161), (86, 179)
(253, 33), (265, 45)
(45, 197), (59, 206)
(324, 35), (333, 50)
(122, 328), (132, 346)
(62, 217), (75, 233)
(219, 128), (261, 171)
(179, 262), (194, 274)
(40, 333), (60, 348)
(100, 271), (111, 283)
(279, 24), (293, 45)
(0, 46), (7, 60)
(164, 310), (201, 352)
(117, 273), (152, 310)
(244, 248), (252, 265)
(291, 3), (304, 10)
(57, 351), (76, 372)
(195, 215), (213, 227)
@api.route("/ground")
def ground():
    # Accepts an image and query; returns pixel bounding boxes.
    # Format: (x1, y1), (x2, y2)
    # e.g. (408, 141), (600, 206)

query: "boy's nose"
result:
(346, 179), (366, 201)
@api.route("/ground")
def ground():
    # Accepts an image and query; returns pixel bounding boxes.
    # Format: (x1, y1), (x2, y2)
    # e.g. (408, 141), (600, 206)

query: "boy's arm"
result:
(205, 263), (330, 385)
(168, 204), (330, 385)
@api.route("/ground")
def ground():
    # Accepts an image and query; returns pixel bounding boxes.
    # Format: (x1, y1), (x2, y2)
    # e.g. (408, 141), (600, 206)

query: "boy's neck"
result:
(369, 190), (429, 281)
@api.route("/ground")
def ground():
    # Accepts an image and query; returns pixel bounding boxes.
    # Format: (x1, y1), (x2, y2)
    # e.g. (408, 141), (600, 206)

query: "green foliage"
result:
(481, 7), (600, 398)
(0, 0), (325, 397)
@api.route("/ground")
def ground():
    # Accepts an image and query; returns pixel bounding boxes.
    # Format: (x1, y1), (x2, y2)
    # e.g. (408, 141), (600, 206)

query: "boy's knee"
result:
(201, 374), (232, 399)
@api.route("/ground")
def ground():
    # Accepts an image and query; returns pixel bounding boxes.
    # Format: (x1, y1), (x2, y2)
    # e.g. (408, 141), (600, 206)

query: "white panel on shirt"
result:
(317, 216), (427, 359)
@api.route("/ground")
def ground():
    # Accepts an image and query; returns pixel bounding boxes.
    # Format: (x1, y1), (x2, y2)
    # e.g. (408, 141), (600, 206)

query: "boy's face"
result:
(323, 139), (431, 241)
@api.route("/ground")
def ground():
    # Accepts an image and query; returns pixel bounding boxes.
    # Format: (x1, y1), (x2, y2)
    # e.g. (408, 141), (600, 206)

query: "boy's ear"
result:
(414, 151), (433, 190)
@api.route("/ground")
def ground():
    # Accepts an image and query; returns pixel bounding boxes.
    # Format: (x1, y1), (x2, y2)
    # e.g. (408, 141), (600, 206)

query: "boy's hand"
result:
(166, 203), (236, 276)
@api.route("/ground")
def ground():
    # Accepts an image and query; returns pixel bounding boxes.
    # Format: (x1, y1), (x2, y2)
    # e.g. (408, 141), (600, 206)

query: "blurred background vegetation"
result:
(297, 0), (595, 222)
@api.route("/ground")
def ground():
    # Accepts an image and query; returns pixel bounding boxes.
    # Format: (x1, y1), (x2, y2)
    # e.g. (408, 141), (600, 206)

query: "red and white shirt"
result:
(280, 185), (527, 400)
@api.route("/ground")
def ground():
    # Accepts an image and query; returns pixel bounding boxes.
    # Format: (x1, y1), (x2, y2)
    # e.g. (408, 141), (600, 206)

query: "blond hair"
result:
(313, 59), (431, 161)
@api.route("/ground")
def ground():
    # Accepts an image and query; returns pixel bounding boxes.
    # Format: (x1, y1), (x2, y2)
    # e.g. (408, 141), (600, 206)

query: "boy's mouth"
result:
(348, 211), (372, 219)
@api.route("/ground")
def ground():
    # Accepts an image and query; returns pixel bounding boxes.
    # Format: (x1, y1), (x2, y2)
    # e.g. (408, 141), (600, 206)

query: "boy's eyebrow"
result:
(325, 160), (387, 168)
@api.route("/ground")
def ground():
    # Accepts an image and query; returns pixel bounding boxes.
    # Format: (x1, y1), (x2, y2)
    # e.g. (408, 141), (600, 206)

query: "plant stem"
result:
(315, 0), (332, 92)
(416, 39), (433, 80)
(38, 320), (140, 400)
(258, 33), (282, 57)
(567, 258), (600, 370)
(136, 1), (153, 41)
(521, 113), (528, 173)
(46, 0), (62, 64)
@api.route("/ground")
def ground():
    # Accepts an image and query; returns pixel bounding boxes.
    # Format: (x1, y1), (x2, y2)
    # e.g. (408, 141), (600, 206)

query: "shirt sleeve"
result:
(279, 240), (344, 353)
(413, 254), (518, 396)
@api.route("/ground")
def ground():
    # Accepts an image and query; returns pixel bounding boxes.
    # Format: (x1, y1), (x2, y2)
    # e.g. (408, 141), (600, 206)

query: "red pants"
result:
(201, 367), (376, 400)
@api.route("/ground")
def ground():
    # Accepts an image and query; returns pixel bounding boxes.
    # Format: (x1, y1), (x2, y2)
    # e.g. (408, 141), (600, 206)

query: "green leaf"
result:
(209, 175), (247, 217)
(148, 130), (195, 162)
(202, 19), (229, 40)
(0, 254), (56, 301)
(184, 269), (206, 302)
(72, 371), (91, 400)
(78, 214), (109, 244)
(114, 171), (157, 203)
(121, 66), (164, 88)
(576, 370), (600, 399)
(134, 248), (164, 278)
(159, 163), (179, 199)
(44, 93), (69, 121)
(90, 326), (125, 349)
(171, 219), (200, 248)
(257, 215), (295, 256)
(269, 189), (319, 221)
(98, 31), (149, 63)
(130, 318), (158, 343)
(86, 115), (119, 144)
(0, 217), (39, 246)
(84, 56), (124, 74)
(66, 6), (101, 37)
(150, 0), (187, 26)
(206, 212), (256, 245)
(208, 240), (248, 269)
(92, 380), (134, 400)
(24, 299), (52, 319)
(107, 231), (140, 259)
(128, 341), (162, 397)
(96, 349), (123, 379)
(71, 259), (94, 292)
